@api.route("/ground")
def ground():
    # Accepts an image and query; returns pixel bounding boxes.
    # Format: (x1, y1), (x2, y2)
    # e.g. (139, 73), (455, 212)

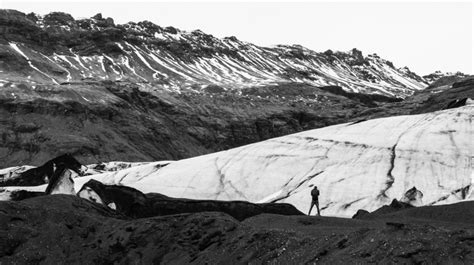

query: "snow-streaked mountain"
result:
(0, 10), (427, 97)
(5, 104), (471, 217)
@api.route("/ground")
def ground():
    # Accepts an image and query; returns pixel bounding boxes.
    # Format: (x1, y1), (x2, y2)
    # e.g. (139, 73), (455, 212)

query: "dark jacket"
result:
(311, 188), (319, 201)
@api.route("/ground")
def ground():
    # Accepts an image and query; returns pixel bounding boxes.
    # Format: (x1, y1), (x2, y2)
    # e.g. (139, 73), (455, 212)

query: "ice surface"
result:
(5, 106), (467, 217)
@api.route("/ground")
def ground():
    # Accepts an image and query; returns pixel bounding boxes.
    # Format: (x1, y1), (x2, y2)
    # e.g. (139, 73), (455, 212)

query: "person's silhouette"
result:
(308, 186), (320, 216)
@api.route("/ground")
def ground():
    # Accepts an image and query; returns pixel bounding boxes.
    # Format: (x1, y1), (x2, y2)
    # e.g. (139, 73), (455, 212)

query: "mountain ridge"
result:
(1, 9), (429, 97)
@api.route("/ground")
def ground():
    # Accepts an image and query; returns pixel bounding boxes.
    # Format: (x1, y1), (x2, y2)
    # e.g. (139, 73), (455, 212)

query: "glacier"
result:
(6, 104), (472, 217)
(2, 104), (472, 217)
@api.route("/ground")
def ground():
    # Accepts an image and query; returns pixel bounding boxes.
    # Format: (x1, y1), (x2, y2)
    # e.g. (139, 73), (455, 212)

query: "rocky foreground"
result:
(1, 195), (474, 264)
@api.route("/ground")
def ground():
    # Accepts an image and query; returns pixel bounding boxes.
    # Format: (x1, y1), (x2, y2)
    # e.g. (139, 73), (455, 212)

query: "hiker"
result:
(308, 186), (320, 216)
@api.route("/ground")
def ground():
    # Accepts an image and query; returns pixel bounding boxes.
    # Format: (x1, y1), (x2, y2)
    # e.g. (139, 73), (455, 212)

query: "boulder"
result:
(400, 186), (423, 206)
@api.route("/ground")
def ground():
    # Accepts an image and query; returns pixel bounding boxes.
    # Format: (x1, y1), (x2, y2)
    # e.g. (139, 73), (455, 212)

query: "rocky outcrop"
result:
(423, 71), (467, 86)
(400, 187), (423, 206)
(409, 76), (474, 114)
(444, 98), (470, 109)
(353, 199), (414, 219)
(0, 154), (83, 186)
(77, 179), (304, 221)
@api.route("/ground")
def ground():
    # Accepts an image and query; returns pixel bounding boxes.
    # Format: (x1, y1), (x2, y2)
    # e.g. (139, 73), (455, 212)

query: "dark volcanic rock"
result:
(444, 98), (469, 109)
(352, 209), (370, 219)
(353, 199), (414, 220)
(78, 179), (304, 221)
(9, 190), (45, 201)
(142, 196), (304, 221)
(0, 154), (83, 187)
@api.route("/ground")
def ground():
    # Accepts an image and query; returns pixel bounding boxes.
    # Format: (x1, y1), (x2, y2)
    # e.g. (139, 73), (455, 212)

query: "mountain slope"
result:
(0, 10), (427, 97)
(21, 104), (468, 217)
(2, 77), (472, 168)
(0, 80), (409, 167)
(2, 9), (470, 168)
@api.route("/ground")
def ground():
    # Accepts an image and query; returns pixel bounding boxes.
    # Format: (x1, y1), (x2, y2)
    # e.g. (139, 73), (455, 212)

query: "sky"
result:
(1, 0), (472, 75)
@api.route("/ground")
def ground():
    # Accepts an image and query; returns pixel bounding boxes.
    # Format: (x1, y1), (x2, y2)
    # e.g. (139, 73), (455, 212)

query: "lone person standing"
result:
(308, 186), (320, 216)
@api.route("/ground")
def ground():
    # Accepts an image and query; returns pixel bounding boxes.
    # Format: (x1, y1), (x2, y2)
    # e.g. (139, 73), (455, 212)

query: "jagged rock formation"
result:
(0, 154), (84, 186)
(423, 71), (467, 86)
(44, 166), (76, 195)
(400, 187), (423, 206)
(9, 165), (79, 200)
